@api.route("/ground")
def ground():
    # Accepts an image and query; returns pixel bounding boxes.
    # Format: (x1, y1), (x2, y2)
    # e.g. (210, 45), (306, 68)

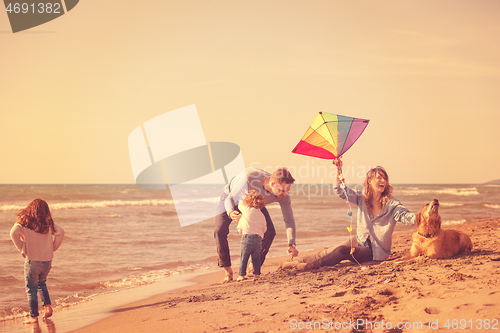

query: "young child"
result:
(10, 199), (65, 325)
(236, 190), (267, 281)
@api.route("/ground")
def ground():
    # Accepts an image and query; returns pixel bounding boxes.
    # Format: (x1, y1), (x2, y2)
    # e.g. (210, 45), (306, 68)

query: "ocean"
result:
(1, 183), (500, 330)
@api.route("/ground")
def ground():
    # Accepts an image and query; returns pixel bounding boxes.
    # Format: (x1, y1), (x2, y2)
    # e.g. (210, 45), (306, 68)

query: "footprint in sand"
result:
(424, 307), (440, 314)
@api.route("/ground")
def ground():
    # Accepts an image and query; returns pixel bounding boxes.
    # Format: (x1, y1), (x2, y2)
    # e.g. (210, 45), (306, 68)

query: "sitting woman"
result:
(285, 160), (415, 269)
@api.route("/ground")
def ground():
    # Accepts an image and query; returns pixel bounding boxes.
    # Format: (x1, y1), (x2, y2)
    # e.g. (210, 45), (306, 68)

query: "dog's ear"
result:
(415, 212), (421, 226)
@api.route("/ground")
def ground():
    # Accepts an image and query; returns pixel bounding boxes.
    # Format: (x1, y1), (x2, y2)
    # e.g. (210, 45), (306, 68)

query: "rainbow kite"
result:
(292, 112), (369, 160)
(292, 112), (369, 264)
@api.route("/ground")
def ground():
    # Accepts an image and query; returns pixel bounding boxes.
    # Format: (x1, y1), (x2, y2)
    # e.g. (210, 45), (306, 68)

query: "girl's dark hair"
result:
(16, 199), (55, 234)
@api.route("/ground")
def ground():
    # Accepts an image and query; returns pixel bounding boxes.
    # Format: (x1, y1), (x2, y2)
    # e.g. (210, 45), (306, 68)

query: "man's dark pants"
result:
(214, 204), (276, 268)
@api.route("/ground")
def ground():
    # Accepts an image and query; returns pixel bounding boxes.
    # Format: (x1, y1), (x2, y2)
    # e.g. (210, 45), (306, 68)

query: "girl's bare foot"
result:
(42, 305), (53, 319)
(23, 317), (38, 325)
(253, 274), (260, 281)
(236, 275), (246, 282)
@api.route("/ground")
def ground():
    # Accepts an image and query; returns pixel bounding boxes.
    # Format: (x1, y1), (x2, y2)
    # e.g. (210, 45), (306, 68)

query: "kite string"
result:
(336, 160), (362, 267)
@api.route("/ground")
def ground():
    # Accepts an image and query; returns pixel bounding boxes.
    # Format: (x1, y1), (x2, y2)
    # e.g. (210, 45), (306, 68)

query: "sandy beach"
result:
(69, 218), (500, 333)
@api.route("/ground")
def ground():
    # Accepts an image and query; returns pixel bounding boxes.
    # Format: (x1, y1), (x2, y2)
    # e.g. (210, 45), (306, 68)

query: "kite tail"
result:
(336, 160), (362, 267)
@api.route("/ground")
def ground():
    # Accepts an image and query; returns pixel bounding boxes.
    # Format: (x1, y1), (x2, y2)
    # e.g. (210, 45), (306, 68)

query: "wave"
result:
(400, 187), (480, 197)
(0, 199), (175, 212)
(173, 197), (219, 204)
(442, 219), (467, 226)
(97, 261), (216, 290)
(440, 202), (465, 207)
(0, 275), (20, 286)
(484, 204), (500, 209)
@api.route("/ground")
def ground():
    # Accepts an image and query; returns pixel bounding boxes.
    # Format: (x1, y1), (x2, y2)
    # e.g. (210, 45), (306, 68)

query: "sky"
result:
(1, 0), (499, 184)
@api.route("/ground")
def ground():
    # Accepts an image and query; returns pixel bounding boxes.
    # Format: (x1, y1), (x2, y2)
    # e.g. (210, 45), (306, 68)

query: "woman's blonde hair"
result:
(243, 190), (266, 210)
(364, 166), (393, 214)
(16, 199), (55, 234)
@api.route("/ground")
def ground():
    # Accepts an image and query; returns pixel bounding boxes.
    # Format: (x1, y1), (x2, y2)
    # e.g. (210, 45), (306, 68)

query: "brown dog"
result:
(402, 199), (472, 260)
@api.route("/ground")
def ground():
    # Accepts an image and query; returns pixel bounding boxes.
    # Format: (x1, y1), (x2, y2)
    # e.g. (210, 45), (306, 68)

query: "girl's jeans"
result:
(239, 234), (262, 276)
(25, 259), (52, 317)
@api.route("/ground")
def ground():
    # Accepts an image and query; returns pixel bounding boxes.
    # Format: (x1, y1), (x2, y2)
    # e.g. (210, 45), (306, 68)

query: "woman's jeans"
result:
(25, 259), (52, 317)
(302, 237), (373, 267)
(239, 234), (262, 276)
